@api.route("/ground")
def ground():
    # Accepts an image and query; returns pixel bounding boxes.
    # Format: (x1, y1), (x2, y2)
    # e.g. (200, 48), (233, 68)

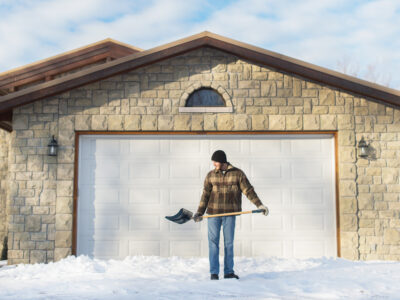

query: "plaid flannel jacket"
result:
(197, 163), (263, 215)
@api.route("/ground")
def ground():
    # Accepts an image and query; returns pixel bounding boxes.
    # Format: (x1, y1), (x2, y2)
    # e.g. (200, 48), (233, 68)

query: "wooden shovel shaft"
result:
(202, 209), (263, 218)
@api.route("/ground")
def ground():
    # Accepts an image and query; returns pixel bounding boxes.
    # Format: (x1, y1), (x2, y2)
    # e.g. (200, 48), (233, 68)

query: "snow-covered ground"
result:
(0, 256), (400, 299)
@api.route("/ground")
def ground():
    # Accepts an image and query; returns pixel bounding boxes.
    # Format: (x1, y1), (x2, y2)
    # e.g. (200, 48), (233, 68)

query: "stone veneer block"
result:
(55, 231), (72, 248)
(269, 115), (285, 130)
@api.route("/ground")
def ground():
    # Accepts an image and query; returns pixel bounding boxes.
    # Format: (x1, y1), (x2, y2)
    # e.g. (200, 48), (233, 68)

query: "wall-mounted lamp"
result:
(48, 135), (58, 156)
(358, 136), (369, 158)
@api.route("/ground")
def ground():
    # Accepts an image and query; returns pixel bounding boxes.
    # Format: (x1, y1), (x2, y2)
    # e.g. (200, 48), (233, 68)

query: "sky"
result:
(1, 0), (399, 90)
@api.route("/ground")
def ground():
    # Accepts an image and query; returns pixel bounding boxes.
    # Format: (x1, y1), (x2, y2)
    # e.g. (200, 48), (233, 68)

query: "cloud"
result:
(191, 0), (400, 88)
(0, 0), (399, 89)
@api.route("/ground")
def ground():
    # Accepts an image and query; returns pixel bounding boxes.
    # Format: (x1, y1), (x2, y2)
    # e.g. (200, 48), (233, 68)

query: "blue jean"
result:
(207, 216), (236, 275)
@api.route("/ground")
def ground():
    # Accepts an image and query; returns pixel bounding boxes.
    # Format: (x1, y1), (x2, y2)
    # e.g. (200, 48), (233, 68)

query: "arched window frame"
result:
(185, 87), (225, 107)
(179, 82), (233, 113)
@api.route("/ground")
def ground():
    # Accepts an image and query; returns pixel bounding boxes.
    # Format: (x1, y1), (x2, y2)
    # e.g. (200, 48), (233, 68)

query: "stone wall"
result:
(0, 129), (9, 260)
(6, 47), (400, 264)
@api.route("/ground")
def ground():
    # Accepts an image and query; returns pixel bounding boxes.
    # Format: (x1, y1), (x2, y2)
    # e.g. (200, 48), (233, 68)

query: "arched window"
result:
(185, 88), (225, 107)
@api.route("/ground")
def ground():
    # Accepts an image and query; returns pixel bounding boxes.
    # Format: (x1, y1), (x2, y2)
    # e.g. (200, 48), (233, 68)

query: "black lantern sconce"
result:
(358, 136), (370, 158)
(48, 135), (58, 156)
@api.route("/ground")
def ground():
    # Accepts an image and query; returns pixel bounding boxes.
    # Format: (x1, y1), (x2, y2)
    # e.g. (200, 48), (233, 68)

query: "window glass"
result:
(185, 88), (225, 107)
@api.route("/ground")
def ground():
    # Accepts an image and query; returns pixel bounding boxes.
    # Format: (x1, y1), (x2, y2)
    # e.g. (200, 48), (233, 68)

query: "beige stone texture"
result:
(54, 248), (72, 261)
(217, 115), (234, 130)
(251, 115), (268, 130)
(91, 115), (107, 130)
(40, 189), (56, 206)
(319, 90), (336, 105)
(141, 115), (157, 130)
(341, 231), (359, 249)
(55, 231), (72, 248)
(286, 115), (302, 130)
(30, 250), (46, 263)
(382, 168), (399, 184)
(320, 115), (337, 130)
(174, 115), (191, 130)
(340, 197), (357, 213)
(25, 216), (41, 232)
(384, 228), (400, 245)
(158, 115), (173, 131)
(55, 214), (73, 231)
(233, 114), (249, 130)
(269, 115), (285, 130)
(204, 114), (216, 131)
(303, 115), (320, 130)
(340, 164), (356, 180)
(191, 115), (204, 131)
(56, 181), (73, 197)
(261, 81), (277, 96)
(358, 193), (374, 210)
(56, 197), (73, 214)
(75, 115), (91, 130)
(107, 115), (124, 130)
(124, 115), (141, 130)
(0, 130), (9, 259)
(341, 214), (358, 231)
(340, 181), (357, 196)
(57, 164), (74, 180)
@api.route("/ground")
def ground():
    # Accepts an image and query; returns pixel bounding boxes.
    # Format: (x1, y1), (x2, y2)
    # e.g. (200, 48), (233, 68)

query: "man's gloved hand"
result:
(258, 205), (269, 216)
(193, 213), (203, 222)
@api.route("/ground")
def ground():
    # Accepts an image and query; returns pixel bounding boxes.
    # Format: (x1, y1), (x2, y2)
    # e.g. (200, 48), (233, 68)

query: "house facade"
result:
(0, 32), (399, 264)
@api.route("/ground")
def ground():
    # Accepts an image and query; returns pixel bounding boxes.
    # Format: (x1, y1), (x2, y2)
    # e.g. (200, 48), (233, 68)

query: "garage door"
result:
(77, 134), (337, 259)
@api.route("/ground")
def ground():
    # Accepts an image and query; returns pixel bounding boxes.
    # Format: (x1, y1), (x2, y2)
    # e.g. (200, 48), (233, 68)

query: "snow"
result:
(0, 256), (400, 299)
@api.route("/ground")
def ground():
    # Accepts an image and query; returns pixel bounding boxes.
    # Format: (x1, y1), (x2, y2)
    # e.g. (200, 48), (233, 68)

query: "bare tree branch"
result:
(336, 55), (392, 88)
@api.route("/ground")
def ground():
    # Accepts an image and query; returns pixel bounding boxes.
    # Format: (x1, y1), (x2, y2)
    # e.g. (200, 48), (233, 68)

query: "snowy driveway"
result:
(0, 256), (399, 299)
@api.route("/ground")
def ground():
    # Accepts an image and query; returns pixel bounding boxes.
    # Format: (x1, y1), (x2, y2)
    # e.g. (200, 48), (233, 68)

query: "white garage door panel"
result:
(169, 189), (201, 204)
(252, 241), (283, 257)
(77, 134), (337, 259)
(170, 241), (202, 257)
(169, 220), (201, 231)
(129, 215), (160, 230)
(252, 215), (283, 230)
(129, 241), (160, 256)
(130, 189), (160, 204)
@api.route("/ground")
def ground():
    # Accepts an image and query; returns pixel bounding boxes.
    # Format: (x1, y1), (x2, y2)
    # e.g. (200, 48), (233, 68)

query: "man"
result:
(194, 150), (269, 280)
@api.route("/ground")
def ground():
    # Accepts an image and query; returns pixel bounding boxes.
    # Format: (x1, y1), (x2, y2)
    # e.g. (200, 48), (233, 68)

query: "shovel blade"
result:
(165, 208), (193, 224)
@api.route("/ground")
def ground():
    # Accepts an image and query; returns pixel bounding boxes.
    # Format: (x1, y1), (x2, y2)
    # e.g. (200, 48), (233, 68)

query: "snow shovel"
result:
(165, 208), (265, 224)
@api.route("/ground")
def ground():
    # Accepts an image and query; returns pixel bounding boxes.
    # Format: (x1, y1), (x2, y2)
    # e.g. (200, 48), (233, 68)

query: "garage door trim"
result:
(72, 130), (340, 257)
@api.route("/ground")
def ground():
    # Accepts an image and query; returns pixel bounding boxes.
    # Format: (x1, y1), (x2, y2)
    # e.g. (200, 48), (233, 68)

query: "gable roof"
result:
(0, 38), (141, 95)
(0, 31), (399, 131)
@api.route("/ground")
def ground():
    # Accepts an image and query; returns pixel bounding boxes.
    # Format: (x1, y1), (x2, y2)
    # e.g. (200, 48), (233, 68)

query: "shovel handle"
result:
(202, 209), (264, 219)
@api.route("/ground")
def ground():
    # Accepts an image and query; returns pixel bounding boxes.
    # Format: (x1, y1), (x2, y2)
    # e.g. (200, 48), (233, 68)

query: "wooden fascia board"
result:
(0, 32), (399, 112)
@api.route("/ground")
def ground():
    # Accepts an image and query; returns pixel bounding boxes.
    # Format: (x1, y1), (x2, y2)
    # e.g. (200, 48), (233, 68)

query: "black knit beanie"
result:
(211, 150), (227, 163)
